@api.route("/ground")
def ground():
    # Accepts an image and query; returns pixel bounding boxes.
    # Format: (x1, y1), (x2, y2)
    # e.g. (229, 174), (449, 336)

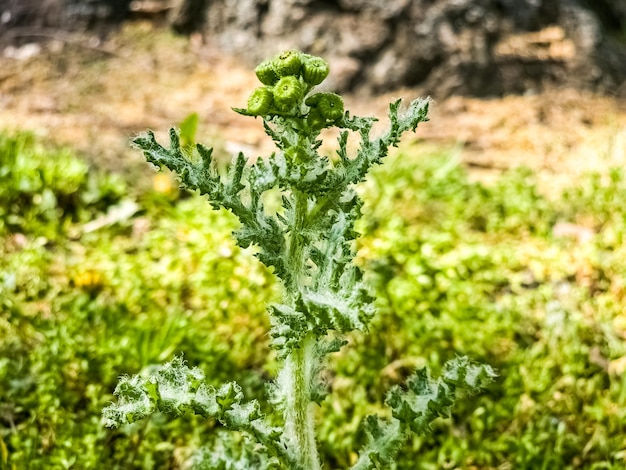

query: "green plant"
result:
(102, 50), (495, 469)
(0, 132), (124, 239)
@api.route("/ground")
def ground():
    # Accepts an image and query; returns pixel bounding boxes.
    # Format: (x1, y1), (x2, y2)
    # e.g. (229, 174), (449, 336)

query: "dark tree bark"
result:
(195, 0), (626, 97)
(1, 0), (624, 97)
(0, 0), (132, 33)
(168, 0), (209, 34)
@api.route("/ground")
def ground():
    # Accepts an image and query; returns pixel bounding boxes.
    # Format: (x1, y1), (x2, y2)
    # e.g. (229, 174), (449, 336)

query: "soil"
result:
(1, 22), (625, 191)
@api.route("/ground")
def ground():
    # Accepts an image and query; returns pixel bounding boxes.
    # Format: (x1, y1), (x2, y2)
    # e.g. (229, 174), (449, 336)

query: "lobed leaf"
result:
(351, 357), (495, 469)
(102, 356), (292, 465)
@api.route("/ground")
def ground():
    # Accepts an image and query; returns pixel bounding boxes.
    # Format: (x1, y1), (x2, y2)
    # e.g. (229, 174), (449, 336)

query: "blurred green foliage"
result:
(0, 133), (125, 239)
(1, 132), (625, 468)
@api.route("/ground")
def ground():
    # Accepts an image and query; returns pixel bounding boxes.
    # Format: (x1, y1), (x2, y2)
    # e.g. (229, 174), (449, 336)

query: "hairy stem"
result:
(280, 188), (321, 468)
(286, 189), (309, 292)
(283, 333), (321, 469)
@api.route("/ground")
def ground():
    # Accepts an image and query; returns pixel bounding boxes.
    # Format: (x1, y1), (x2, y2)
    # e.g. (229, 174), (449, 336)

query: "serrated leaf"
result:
(386, 357), (496, 436)
(350, 417), (404, 470)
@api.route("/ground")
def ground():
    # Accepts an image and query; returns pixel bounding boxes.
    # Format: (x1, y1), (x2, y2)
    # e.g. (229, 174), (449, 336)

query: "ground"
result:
(1, 22), (625, 191)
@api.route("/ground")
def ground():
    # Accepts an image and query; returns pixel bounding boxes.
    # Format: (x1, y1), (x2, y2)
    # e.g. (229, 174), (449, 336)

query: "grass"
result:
(1, 131), (625, 469)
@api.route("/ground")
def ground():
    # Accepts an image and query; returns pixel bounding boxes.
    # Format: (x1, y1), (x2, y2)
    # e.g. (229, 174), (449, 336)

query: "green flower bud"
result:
(272, 50), (302, 77)
(273, 76), (303, 110)
(302, 55), (329, 85)
(247, 87), (274, 116)
(255, 59), (279, 85)
(305, 93), (323, 107)
(317, 93), (344, 122)
(306, 108), (327, 130)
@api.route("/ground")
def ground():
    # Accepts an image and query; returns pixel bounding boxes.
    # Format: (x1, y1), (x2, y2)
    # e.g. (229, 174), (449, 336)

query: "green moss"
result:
(1, 132), (625, 468)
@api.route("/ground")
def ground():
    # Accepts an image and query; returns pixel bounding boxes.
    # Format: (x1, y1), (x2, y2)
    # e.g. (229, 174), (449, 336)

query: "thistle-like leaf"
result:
(134, 129), (221, 197)
(350, 416), (405, 470)
(191, 434), (284, 470)
(352, 357), (494, 469)
(338, 97), (430, 185)
(386, 357), (496, 435)
(102, 357), (290, 464)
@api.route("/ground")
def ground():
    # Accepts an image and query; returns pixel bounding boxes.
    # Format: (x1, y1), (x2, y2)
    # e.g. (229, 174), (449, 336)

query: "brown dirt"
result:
(1, 22), (625, 190)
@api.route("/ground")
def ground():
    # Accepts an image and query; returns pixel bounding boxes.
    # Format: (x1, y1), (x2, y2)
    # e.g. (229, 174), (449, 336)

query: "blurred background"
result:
(1, 1), (626, 469)
(1, 0), (625, 177)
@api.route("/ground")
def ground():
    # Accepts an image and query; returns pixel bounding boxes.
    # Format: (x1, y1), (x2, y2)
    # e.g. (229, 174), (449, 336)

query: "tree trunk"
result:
(1, 0), (624, 97)
(169, 0), (208, 34)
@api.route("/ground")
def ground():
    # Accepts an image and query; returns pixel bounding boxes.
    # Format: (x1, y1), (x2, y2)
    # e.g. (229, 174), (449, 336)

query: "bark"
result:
(169, 0), (208, 34)
(196, 0), (626, 97)
(1, 0), (625, 97)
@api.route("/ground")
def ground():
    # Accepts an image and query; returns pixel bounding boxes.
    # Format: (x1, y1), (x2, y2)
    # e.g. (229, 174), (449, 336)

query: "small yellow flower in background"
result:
(73, 269), (104, 293)
(153, 173), (176, 195)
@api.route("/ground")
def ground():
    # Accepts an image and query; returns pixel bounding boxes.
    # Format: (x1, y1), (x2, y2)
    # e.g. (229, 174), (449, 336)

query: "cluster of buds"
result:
(241, 50), (344, 129)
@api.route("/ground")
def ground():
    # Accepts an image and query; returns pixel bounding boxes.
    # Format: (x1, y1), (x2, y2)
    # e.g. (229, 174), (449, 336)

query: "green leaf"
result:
(350, 416), (404, 470)
(386, 357), (496, 435)
(179, 112), (199, 150)
(102, 356), (290, 465)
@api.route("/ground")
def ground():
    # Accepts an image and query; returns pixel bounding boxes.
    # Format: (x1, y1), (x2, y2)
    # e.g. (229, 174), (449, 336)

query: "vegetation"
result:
(103, 49), (493, 469)
(1, 115), (626, 467)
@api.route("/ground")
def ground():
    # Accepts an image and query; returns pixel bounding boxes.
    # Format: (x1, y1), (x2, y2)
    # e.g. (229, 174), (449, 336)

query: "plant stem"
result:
(286, 189), (308, 291)
(281, 188), (321, 469)
(283, 333), (321, 470)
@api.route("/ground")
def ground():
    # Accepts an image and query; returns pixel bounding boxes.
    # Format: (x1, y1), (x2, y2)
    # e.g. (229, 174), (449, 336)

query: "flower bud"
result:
(272, 50), (302, 77)
(302, 55), (329, 86)
(306, 108), (327, 130)
(247, 87), (274, 116)
(317, 93), (344, 122)
(255, 59), (279, 85)
(305, 93), (323, 107)
(273, 76), (303, 110)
